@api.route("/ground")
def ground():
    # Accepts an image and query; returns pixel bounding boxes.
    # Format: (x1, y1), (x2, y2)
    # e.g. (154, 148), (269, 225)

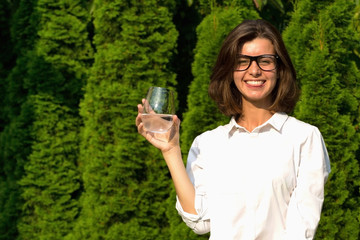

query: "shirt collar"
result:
(227, 112), (289, 137)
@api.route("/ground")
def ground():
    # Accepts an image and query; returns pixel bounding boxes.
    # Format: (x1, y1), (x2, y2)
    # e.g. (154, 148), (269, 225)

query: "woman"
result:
(136, 19), (330, 240)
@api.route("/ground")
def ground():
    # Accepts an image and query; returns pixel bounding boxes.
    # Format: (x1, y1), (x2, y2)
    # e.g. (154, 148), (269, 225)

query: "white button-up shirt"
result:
(176, 112), (331, 240)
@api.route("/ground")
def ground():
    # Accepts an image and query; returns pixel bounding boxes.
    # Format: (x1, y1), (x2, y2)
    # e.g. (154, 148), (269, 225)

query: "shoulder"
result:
(283, 115), (323, 142)
(285, 116), (319, 131)
(187, 122), (231, 165)
(192, 122), (231, 147)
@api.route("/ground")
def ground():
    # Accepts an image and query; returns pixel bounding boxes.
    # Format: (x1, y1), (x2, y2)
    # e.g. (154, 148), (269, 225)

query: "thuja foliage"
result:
(33, 0), (93, 109)
(0, 100), (34, 240)
(283, 0), (360, 239)
(20, 0), (92, 237)
(18, 95), (81, 240)
(0, 3), (13, 234)
(2, 0), (39, 121)
(0, 1), (39, 239)
(71, 0), (178, 239)
(0, 0), (92, 239)
(0, 0), (13, 130)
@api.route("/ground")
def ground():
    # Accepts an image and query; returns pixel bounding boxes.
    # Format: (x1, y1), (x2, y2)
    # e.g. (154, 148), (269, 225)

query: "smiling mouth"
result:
(245, 80), (266, 86)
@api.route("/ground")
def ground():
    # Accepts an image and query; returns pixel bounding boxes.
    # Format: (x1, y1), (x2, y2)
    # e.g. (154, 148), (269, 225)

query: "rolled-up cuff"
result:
(175, 194), (210, 234)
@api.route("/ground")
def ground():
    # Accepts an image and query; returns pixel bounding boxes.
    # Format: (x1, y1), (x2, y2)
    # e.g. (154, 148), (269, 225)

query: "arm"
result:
(162, 146), (197, 214)
(135, 102), (196, 214)
(284, 127), (331, 239)
(175, 135), (211, 234)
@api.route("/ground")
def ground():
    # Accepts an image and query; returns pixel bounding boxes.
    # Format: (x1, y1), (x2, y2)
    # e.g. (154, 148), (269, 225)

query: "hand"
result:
(136, 99), (181, 153)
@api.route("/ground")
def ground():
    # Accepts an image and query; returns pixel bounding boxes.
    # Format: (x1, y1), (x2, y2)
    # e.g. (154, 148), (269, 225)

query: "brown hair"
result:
(208, 19), (299, 119)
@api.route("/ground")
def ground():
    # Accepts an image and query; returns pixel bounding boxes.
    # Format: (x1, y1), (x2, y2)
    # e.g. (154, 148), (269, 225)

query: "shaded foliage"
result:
(18, 95), (81, 240)
(70, 0), (178, 239)
(0, 0), (92, 239)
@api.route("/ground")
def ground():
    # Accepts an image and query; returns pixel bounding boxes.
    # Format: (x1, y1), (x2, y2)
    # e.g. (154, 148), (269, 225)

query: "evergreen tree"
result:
(0, 0), (92, 239)
(17, 94), (81, 240)
(16, 0), (93, 238)
(0, 0), (14, 130)
(32, 0), (93, 109)
(171, 1), (259, 239)
(353, 3), (360, 67)
(2, 0), (39, 121)
(283, 0), (360, 239)
(0, 2), (14, 236)
(71, 0), (178, 239)
(0, 100), (34, 240)
(0, 1), (39, 239)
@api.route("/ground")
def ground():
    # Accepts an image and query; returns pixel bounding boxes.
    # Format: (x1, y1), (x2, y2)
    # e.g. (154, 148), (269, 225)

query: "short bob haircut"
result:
(209, 19), (299, 119)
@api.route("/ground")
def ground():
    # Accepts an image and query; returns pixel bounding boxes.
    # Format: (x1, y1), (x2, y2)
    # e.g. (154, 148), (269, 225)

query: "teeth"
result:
(246, 81), (265, 86)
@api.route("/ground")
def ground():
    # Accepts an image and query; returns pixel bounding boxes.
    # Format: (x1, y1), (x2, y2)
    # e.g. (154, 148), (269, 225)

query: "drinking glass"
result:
(141, 86), (175, 133)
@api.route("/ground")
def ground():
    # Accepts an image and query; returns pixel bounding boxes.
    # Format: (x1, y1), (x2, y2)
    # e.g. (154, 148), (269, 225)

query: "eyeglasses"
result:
(235, 54), (279, 71)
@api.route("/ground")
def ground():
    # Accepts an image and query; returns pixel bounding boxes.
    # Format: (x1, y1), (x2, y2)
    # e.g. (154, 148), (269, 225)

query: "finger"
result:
(138, 103), (144, 114)
(144, 131), (156, 143)
(135, 112), (142, 127)
(174, 115), (180, 122)
(137, 121), (146, 135)
(142, 99), (149, 112)
(173, 115), (181, 128)
(136, 102), (145, 127)
(142, 99), (157, 114)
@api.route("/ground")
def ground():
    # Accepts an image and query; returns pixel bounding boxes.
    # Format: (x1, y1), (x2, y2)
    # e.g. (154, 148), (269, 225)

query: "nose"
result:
(248, 60), (261, 76)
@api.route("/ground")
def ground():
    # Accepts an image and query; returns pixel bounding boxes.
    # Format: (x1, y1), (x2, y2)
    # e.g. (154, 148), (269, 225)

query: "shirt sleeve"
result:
(284, 127), (331, 239)
(175, 136), (211, 234)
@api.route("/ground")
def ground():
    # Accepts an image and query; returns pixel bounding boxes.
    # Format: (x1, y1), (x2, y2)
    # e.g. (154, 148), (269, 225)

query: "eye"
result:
(259, 57), (274, 66)
(237, 58), (250, 66)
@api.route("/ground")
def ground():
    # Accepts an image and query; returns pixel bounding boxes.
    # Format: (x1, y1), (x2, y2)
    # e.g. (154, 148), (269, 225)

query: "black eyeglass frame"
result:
(234, 54), (279, 72)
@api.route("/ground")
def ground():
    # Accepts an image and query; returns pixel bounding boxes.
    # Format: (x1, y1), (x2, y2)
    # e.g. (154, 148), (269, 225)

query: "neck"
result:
(237, 100), (274, 132)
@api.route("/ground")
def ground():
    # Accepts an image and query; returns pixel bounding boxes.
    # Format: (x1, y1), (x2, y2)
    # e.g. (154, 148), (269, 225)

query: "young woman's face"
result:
(233, 37), (278, 108)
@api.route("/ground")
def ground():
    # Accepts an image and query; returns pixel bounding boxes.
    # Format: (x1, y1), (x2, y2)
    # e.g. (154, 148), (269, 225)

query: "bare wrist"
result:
(162, 145), (182, 162)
